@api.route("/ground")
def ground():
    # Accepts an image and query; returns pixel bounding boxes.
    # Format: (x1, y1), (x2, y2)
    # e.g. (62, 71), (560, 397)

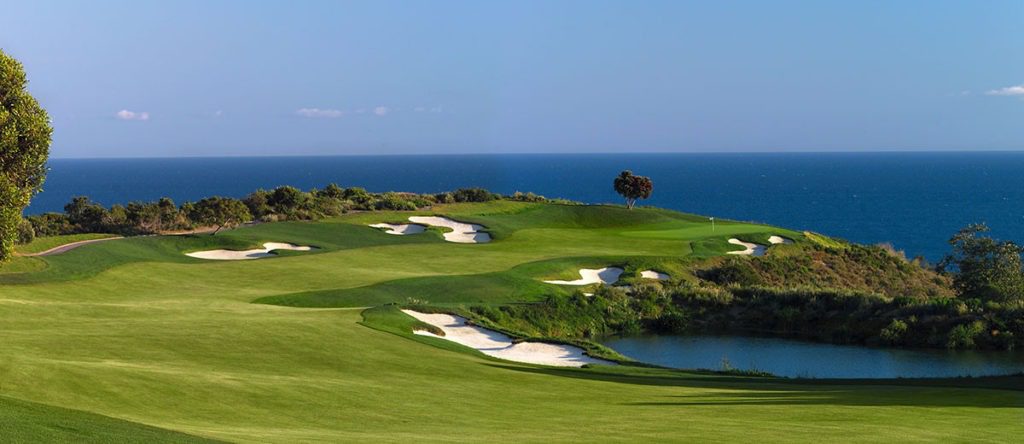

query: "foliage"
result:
(698, 243), (953, 299)
(0, 50), (52, 261)
(938, 223), (1024, 302)
(190, 196), (252, 234)
(23, 186), (575, 242)
(451, 187), (496, 202)
(613, 170), (653, 209)
(15, 217), (34, 244)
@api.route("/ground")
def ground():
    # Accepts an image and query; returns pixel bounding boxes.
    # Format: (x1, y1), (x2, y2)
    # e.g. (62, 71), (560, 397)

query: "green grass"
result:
(16, 233), (118, 255)
(0, 394), (222, 443)
(0, 201), (1020, 442)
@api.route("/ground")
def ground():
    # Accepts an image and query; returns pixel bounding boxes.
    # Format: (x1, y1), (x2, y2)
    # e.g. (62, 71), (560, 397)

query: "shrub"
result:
(880, 319), (909, 345)
(452, 188), (495, 202)
(947, 321), (985, 349)
(15, 218), (34, 244)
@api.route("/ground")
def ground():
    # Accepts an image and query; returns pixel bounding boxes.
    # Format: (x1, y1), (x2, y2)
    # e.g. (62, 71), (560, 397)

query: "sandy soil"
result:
(640, 270), (670, 280)
(544, 267), (624, 285)
(186, 242), (316, 260)
(727, 238), (767, 256)
(402, 310), (612, 367)
(407, 216), (491, 243)
(768, 235), (793, 245)
(369, 223), (427, 235)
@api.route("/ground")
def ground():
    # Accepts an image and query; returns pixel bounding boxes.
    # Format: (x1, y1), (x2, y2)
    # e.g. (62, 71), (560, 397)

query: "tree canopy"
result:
(613, 170), (653, 209)
(190, 197), (252, 234)
(0, 49), (52, 260)
(938, 223), (1024, 302)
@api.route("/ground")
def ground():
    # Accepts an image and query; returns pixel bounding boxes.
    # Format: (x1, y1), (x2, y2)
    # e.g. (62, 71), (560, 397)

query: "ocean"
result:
(26, 152), (1024, 261)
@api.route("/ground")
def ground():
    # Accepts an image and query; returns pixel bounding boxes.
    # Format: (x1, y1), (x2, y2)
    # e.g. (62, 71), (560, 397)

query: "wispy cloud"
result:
(985, 84), (1024, 96)
(295, 108), (344, 118)
(116, 109), (150, 121)
(373, 106), (390, 116)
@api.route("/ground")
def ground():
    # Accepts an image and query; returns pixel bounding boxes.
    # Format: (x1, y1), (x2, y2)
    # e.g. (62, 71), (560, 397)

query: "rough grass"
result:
(0, 201), (1019, 442)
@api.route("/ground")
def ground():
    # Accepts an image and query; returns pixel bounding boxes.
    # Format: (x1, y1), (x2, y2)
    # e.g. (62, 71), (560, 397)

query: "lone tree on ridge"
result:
(613, 170), (653, 209)
(0, 49), (52, 261)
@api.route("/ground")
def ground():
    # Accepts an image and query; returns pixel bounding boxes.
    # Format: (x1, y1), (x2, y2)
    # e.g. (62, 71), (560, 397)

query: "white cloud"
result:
(373, 106), (390, 116)
(414, 106), (426, 112)
(985, 85), (1024, 96)
(295, 108), (344, 118)
(430, 105), (443, 113)
(115, 109), (150, 121)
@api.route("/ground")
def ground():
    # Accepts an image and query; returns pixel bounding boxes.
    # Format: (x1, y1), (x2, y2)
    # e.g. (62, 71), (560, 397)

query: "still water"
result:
(602, 334), (1024, 378)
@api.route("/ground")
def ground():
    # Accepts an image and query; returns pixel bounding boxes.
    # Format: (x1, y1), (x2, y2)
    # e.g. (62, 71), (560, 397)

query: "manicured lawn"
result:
(0, 202), (1019, 442)
(16, 233), (118, 255)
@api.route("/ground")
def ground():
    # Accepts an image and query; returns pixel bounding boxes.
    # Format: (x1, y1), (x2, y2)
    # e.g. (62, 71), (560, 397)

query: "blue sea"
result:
(27, 152), (1024, 261)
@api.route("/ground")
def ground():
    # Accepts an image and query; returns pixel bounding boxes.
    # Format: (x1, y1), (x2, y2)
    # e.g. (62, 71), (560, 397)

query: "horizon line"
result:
(47, 148), (1024, 161)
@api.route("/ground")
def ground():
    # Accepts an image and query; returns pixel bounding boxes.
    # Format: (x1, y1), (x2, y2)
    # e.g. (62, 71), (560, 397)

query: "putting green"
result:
(0, 202), (1020, 442)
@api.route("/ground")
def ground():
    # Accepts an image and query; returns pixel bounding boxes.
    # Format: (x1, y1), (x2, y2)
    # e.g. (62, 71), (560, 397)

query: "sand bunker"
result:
(769, 235), (793, 245)
(369, 223), (427, 235)
(408, 216), (491, 243)
(640, 270), (670, 280)
(186, 242), (316, 260)
(402, 310), (611, 367)
(727, 238), (767, 257)
(544, 267), (624, 286)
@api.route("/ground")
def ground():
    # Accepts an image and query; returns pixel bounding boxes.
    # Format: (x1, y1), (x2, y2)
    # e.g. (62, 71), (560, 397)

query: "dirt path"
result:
(20, 225), (227, 257)
(23, 237), (126, 257)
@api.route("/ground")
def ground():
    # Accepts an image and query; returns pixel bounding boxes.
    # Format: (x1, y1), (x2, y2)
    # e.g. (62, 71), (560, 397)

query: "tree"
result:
(243, 189), (272, 220)
(613, 170), (653, 209)
(318, 183), (344, 199)
(938, 223), (1024, 302)
(268, 185), (305, 216)
(190, 197), (252, 234)
(1, 49), (52, 260)
(64, 196), (108, 233)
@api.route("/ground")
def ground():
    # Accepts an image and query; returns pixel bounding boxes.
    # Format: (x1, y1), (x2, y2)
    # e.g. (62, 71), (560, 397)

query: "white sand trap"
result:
(640, 270), (670, 280)
(402, 310), (611, 367)
(186, 242), (316, 260)
(408, 216), (491, 243)
(369, 223), (427, 235)
(544, 267), (624, 285)
(727, 238), (767, 257)
(768, 235), (793, 245)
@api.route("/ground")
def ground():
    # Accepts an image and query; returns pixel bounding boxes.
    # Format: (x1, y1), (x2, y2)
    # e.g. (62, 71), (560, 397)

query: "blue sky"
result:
(2, 0), (1022, 158)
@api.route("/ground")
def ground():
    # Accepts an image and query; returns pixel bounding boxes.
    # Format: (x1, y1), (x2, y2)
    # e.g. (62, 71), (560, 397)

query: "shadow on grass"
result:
(484, 364), (1024, 408)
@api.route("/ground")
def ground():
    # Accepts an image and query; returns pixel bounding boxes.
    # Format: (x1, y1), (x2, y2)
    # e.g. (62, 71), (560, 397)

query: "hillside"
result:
(0, 201), (1019, 442)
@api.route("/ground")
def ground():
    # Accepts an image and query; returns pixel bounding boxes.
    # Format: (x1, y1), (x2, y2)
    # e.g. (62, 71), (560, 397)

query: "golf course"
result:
(0, 200), (1020, 442)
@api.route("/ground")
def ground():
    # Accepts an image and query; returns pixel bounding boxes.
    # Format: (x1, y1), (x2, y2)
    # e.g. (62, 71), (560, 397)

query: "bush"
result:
(15, 218), (34, 244)
(374, 192), (418, 211)
(880, 319), (909, 345)
(27, 213), (72, 237)
(947, 321), (985, 349)
(452, 188), (495, 203)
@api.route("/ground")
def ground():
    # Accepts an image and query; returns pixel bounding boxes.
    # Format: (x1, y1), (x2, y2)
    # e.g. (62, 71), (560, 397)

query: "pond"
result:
(602, 335), (1024, 379)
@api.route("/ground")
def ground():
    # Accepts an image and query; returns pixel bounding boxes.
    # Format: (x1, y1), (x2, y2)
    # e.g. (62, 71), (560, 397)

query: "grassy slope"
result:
(0, 201), (1020, 442)
(16, 233), (118, 255)
(0, 394), (222, 443)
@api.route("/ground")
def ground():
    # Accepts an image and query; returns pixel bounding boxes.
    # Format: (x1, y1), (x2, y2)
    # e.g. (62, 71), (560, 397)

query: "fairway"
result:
(0, 202), (1020, 442)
